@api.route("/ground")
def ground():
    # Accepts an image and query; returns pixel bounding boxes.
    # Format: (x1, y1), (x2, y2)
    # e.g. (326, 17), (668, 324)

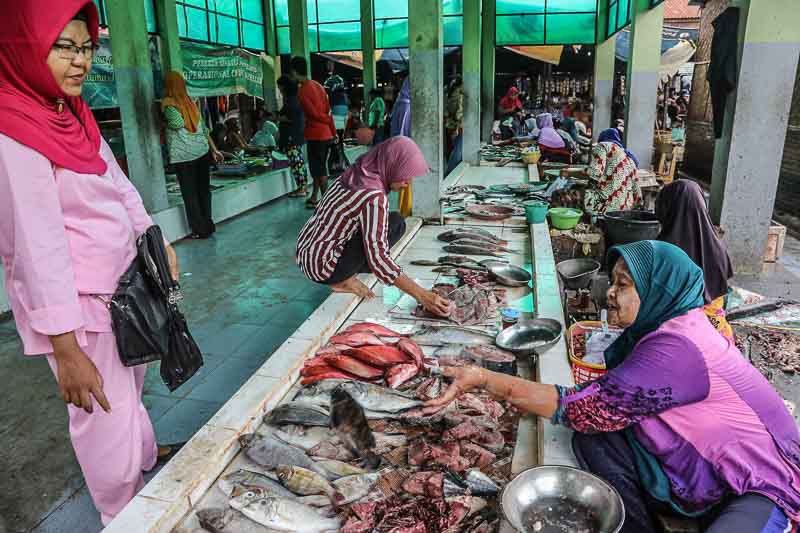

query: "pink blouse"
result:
(0, 133), (156, 355)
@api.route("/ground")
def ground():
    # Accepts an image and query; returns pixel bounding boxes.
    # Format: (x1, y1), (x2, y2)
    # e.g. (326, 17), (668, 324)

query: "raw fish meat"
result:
(396, 338), (425, 369)
(345, 345), (411, 368)
(328, 332), (386, 347)
(322, 355), (384, 380)
(385, 363), (419, 389)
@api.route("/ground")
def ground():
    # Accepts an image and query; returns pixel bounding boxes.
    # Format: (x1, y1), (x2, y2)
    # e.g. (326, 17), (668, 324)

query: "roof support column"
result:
(709, 0), (800, 274)
(409, 0), (443, 219)
(624, 0), (664, 169)
(360, 0), (376, 111)
(262, 0), (280, 112)
(154, 0), (182, 73)
(480, 0), (495, 143)
(592, 0), (614, 142)
(462, 0), (481, 164)
(288, 0), (310, 66)
(106, 0), (168, 213)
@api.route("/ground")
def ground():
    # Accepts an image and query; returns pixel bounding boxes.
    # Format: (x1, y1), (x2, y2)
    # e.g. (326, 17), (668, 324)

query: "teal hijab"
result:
(603, 240), (706, 370)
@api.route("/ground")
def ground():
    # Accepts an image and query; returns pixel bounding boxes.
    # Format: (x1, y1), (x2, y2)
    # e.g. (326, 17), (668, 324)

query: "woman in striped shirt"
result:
(296, 137), (452, 316)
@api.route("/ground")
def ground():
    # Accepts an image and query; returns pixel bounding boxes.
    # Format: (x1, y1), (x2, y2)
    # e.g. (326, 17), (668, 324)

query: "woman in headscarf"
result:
(0, 0), (181, 523)
(598, 126), (640, 168)
(583, 142), (642, 215)
(162, 71), (223, 238)
(276, 75), (308, 198)
(389, 77), (413, 215)
(498, 86), (523, 115)
(424, 241), (800, 533)
(296, 137), (451, 316)
(657, 180), (735, 340)
(536, 112), (571, 163)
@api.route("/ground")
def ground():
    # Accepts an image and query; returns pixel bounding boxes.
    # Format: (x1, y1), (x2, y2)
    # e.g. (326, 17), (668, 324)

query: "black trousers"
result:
(572, 432), (789, 533)
(174, 152), (215, 237)
(323, 212), (406, 284)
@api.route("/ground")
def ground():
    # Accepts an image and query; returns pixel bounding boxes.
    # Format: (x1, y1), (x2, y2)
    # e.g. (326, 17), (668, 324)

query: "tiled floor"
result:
(0, 196), (328, 532)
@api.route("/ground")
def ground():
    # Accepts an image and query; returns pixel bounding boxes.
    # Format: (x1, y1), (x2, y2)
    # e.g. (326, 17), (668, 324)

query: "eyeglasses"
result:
(52, 43), (98, 61)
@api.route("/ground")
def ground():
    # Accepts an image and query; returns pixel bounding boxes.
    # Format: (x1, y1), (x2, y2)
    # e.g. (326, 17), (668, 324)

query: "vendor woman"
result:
(584, 131), (642, 215)
(296, 137), (451, 316)
(425, 241), (800, 532)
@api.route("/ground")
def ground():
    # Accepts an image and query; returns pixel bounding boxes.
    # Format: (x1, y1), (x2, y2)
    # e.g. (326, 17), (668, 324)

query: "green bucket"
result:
(523, 200), (549, 224)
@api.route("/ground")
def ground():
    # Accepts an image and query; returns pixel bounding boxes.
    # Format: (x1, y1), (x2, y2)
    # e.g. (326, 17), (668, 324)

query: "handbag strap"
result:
(138, 226), (183, 305)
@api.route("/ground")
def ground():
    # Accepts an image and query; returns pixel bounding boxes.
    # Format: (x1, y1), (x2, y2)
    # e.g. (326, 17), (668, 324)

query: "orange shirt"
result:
(297, 79), (337, 141)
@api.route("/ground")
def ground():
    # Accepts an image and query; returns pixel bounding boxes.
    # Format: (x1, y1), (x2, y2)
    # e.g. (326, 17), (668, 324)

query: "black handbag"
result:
(110, 226), (203, 391)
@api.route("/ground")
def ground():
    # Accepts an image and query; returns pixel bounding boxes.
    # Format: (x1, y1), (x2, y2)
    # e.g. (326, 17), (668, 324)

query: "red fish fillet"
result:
(328, 332), (385, 347)
(345, 345), (410, 368)
(301, 371), (361, 385)
(300, 362), (341, 378)
(343, 322), (402, 337)
(322, 354), (385, 380)
(396, 338), (424, 369)
(316, 343), (350, 356)
(385, 363), (419, 389)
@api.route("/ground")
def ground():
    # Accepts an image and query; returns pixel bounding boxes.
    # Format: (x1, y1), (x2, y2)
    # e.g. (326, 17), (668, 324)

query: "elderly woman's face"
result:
(606, 257), (640, 328)
(47, 20), (93, 97)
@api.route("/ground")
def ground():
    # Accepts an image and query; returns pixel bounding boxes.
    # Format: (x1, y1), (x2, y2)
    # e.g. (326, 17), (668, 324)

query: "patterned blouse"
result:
(163, 105), (209, 165)
(584, 142), (641, 215)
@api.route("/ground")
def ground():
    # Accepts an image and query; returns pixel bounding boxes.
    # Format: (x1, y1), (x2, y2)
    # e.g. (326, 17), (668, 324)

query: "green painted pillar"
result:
(480, 0), (495, 143)
(409, 0), (443, 219)
(624, 0), (663, 169)
(288, 0), (310, 66)
(462, 0), (481, 164)
(709, 0), (800, 274)
(360, 0), (376, 112)
(262, 0), (280, 111)
(106, 0), (168, 213)
(592, 0), (614, 141)
(155, 0), (182, 73)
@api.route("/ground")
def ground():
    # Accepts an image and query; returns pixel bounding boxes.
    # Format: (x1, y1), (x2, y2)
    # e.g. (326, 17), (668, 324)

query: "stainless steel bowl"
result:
(495, 319), (563, 356)
(501, 466), (625, 533)
(556, 258), (601, 291)
(489, 264), (532, 287)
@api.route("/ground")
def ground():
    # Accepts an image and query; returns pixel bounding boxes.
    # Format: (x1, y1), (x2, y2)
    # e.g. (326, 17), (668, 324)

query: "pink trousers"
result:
(47, 332), (157, 525)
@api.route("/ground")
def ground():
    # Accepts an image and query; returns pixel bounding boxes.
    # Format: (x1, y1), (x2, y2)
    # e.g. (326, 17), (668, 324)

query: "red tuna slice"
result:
(425, 472), (444, 498)
(459, 442), (496, 469)
(385, 363), (419, 389)
(322, 354), (384, 380)
(472, 429), (505, 453)
(396, 338), (424, 369)
(316, 343), (350, 356)
(402, 471), (435, 496)
(344, 322), (402, 337)
(443, 421), (483, 441)
(341, 517), (375, 533)
(328, 332), (385, 347)
(446, 501), (470, 528)
(457, 393), (506, 420)
(301, 370), (361, 386)
(346, 345), (411, 368)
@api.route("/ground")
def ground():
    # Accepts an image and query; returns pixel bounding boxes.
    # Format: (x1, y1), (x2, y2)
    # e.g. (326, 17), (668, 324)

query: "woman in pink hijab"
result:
(296, 137), (451, 315)
(0, 0), (179, 524)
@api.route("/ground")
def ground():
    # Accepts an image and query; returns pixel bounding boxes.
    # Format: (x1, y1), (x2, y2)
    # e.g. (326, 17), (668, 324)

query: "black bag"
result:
(327, 138), (350, 179)
(110, 226), (203, 391)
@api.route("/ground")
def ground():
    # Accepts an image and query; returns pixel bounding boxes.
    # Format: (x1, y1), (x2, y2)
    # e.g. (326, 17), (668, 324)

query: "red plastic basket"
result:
(568, 321), (619, 384)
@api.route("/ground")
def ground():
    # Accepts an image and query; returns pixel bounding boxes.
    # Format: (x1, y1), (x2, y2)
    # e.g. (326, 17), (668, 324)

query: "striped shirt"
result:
(296, 180), (402, 285)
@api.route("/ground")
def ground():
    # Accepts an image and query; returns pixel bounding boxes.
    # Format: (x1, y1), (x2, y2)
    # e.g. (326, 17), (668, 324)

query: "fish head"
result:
(229, 488), (263, 510)
(230, 483), (269, 499)
(274, 465), (292, 483)
(242, 497), (278, 517)
(238, 433), (257, 448)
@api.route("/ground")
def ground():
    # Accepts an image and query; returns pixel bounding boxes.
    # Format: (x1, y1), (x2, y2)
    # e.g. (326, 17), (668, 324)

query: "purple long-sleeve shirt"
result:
(554, 308), (800, 521)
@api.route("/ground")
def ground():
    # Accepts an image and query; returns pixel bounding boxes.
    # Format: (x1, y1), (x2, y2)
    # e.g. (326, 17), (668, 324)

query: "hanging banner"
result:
(83, 37), (118, 109)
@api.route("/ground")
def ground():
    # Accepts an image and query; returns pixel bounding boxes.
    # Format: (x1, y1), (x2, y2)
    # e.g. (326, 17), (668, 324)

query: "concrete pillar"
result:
(624, 0), (664, 170)
(480, 0), (496, 143)
(154, 0), (182, 73)
(409, 0), (443, 219)
(462, 0), (481, 164)
(288, 0), (310, 66)
(262, 0), (280, 112)
(106, 0), (169, 213)
(360, 0), (376, 110)
(709, 0), (800, 274)
(592, 38), (615, 142)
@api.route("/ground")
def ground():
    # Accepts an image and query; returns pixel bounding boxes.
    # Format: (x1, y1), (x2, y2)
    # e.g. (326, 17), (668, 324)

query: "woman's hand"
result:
(166, 244), (179, 281)
(50, 333), (111, 415)
(418, 290), (452, 317)
(422, 365), (486, 415)
(211, 149), (224, 164)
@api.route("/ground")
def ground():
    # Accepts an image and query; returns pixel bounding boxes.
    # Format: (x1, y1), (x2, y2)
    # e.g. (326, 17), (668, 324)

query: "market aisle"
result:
(0, 196), (323, 532)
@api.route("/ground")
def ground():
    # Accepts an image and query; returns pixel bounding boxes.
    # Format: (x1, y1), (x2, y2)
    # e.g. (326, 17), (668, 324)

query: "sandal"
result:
(155, 442), (187, 467)
(288, 189), (306, 198)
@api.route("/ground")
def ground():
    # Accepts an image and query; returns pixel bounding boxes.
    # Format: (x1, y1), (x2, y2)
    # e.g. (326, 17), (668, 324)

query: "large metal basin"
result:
(556, 258), (601, 291)
(495, 319), (562, 357)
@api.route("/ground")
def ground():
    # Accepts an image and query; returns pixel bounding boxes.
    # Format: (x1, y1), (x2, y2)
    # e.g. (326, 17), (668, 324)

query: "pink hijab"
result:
(0, 0), (106, 175)
(339, 136), (429, 192)
(536, 112), (565, 149)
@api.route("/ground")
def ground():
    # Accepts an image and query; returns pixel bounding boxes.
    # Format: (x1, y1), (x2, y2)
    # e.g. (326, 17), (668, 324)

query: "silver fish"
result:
(433, 344), (466, 357)
(264, 402), (330, 427)
(336, 381), (423, 413)
(271, 426), (337, 452)
(311, 458), (368, 480)
(275, 465), (343, 504)
(332, 472), (381, 505)
(239, 433), (327, 477)
(443, 469), (500, 497)
(410, 325), (495, 347)
(229, 493), (340, 533)
(437, 228), (503, 242)
(443, 244), (503, 257)
(449, 238), (516, 253)
(196, 507), (279, 533)
(218, 468), (294, 499)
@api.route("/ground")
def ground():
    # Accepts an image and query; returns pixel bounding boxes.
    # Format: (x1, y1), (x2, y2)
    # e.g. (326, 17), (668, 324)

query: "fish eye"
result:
(246, 491), (254, 497)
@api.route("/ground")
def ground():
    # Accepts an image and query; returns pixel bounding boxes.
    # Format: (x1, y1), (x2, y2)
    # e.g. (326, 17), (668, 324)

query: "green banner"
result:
(83, 37), (120, 109)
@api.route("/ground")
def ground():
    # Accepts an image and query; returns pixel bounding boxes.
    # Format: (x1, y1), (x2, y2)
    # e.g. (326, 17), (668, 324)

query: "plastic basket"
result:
(654, 130), (672, 145)
(568, 321), (619, 384)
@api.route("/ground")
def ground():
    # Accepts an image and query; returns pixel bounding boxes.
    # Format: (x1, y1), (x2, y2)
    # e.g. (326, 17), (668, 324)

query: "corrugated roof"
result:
(665, 0), (701, 20)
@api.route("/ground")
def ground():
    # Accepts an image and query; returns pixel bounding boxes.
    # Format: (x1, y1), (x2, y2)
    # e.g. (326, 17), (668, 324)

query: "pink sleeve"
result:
(101, 141), (159, 239)
(0, 136), (83, 335)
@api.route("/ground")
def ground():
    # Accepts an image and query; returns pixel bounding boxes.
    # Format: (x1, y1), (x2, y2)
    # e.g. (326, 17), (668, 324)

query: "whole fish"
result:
(239, 433), (327, 477)
(385, 363), (419, 389)
(332, 472), (381, 505)
(443, 244), (503, 257)
(229, 485), (332, 508)
(301, 371), (361, 386)
(327, 332), (385, 347)
(308, 440), (356, 461)
(346, 345), (410, 368)
(271, 426), (337, 452)
(196, 507), (278, 533)
(439, 232), (507, 246)
(436, 256), (488, 271)
(300, 364), (343, 379)
(442, 469), (500, 497)
(218, 468), (294, 499)
(396, 338), (424, 368)
(330, 386), (381, 469)
(229, 493), (341, 533)
(433, 344), (466, 357)
(336, 380), (423, 413)
(410, 259), (440, 266)
(315, 343), (350, 356)
(449, 238), (516, 253)
(311, 458), (368, 480)
(343, 322), (402, 338)
(437, 227), (504, 242)
(410, 325), (495, 347)
(321, 354), (384, 380)
(264, 402), (330, 427)
(274, 465), (344, 504)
